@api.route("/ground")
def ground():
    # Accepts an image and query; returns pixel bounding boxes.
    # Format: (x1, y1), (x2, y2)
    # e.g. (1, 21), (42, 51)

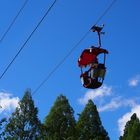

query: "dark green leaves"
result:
(1, 93), (111, 140)
(76, 100), (110, 140)
(4, 90), (43, 139)
(44, 95), (77, 140)
(120, 113), (140, 140)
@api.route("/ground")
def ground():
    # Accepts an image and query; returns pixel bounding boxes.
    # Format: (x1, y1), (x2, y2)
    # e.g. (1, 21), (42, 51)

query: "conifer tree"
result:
(76, 100), (110, 140)
(44, 94), (76, 140)
(4, 90), (44, 139)
(120, 113), (140, 140)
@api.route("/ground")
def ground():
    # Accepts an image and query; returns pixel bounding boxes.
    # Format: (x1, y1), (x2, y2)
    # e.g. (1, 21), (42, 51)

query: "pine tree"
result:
(44, 94), (76, 140)
(76, 100), (110, 140)
(120, 113), (140, 140)
(4, 90), (44, 139)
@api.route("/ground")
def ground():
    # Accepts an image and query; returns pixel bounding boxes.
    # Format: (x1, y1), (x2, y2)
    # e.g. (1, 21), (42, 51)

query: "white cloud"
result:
(118, 104), (140, 136)
(128, 75), (140, 87)
(0, 92), (19, 114)
(78, 85), (112, 105)
(98, 97), (136, 112)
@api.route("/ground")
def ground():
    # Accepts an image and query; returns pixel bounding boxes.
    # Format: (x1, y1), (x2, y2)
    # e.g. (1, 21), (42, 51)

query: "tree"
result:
(4, 90), (44, 139)
(120, 113), (140, 140)
(44, 94), (76, 140)
(76, 100), (110, 140)
(0, 118), (7, 139)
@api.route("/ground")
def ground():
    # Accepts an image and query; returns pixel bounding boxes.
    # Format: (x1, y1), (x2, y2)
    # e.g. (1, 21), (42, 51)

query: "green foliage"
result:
(44, 94), (76, 140)
(4, 90), (44, 139)
(76, 100), (110, 140)
(120, 113), (140, 140)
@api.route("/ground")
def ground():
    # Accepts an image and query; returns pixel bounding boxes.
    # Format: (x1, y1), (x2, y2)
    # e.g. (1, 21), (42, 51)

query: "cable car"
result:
(78, 25), (108, 89)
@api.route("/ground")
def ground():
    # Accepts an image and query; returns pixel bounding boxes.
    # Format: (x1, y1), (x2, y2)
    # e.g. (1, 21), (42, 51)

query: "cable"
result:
(1, 0), (117, 129)
(0, 0), (29, 43)
(94, 0), (117, 25)
(32, 30), (90, 95)
(32, 0), (118, 95)
(0, 0), (117, 131)
(0, 0), (57, 80)
(0, 0), (58, 131)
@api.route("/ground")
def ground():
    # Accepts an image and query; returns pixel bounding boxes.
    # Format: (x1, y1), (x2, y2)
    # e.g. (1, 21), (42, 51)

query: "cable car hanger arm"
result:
(91, 24), (105, 48)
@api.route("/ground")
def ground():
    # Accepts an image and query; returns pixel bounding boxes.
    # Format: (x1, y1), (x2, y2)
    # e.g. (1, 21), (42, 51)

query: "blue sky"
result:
(0, 0), (140, 139)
